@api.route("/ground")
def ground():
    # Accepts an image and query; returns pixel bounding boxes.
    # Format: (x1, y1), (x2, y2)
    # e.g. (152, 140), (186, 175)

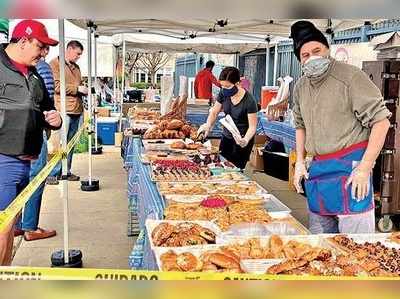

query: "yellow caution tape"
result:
(0, 123), (87, 233)
(0, 266), (399, 280)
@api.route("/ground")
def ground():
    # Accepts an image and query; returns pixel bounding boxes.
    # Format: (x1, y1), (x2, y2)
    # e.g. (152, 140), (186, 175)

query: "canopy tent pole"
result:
(273, 43), (278, 85)
(112, 45), (117, 111)
(88, 26), (93, 184)
(92, 27), (102, 155)
(119, 35), (126, 132)
(51, 19), (83, 268)
(81, 21), (100, 192)
(234, 52), (240, 68)
(265, 38), (270, 86)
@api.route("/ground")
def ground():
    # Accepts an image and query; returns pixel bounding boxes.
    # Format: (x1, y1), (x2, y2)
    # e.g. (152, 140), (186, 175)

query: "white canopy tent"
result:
(69, 19), (380, 40)
(70, 18), (380, 86)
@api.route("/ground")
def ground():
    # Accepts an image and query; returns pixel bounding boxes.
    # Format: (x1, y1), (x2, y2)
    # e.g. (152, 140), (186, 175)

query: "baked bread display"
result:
(143, 118), (197, 140)
(151, 222), (217, 247)
(160, 249), (242, 273)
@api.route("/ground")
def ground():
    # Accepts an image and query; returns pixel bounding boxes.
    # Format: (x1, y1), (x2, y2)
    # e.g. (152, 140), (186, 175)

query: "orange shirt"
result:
(194, 68), (221, 100)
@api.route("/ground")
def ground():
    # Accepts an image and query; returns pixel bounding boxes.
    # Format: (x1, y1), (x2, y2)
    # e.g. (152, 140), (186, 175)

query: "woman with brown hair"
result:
(198, 67), (258, 169)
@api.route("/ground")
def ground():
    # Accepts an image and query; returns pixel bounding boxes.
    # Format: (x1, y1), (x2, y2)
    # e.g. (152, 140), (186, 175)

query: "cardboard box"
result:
(97, 107), (111, 117)
(288, 150), (297, 191)
(250, 135), (269, 171)
(114, 132), (123, 147)
(250, 146), (265, 171)
(254, 135), (268, 145)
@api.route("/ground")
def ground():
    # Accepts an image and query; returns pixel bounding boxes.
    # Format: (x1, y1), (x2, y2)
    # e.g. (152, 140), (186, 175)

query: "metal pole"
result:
(119, 35), (126, 132)
(87, 24), (93, 184)
(273, 43), (278, 86)
(58, 19), (69, 265)
(94, 31), (98, 151)
(112, 46), (117, 111)
(265, 40), (270, 86)
(234, 53), (239, 68)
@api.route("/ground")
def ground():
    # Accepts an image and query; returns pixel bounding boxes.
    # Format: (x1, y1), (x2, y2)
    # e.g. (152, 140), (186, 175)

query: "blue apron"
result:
(304, 141), (374, 216)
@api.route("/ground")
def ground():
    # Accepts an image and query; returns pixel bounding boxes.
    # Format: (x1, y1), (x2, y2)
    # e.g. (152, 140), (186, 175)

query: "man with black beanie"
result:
(291, 20), (391, 234)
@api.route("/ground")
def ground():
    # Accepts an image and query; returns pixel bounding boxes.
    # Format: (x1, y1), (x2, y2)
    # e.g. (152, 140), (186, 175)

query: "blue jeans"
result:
(0, 154), (30, 212)
(50, 114), (81, 177)
(15, 133), (48, 231)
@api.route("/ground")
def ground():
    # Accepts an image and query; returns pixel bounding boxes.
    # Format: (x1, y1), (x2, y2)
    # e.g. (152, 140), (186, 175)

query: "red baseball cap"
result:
(12, 19), (58, 46)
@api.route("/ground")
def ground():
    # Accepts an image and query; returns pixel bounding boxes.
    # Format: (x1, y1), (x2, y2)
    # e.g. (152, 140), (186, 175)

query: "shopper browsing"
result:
(47, 40), (87, 184)
(0, 19), (61, 265)
(194, 60), (221, 105)
(198, 66), (258, 169)
(14, 44), (58, 241)
(291, 21), (391, 234)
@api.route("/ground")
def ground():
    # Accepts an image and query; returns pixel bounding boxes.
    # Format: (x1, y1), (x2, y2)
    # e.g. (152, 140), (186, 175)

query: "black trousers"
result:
(219, 136), (254, 170)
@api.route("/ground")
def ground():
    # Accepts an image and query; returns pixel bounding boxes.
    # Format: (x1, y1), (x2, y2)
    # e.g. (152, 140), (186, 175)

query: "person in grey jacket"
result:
(0, 20), (61, 266)
(291, 21), (391, 234)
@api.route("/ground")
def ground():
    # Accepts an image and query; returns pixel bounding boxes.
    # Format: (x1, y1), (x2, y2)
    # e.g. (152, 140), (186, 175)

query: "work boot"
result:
(67, 173), (80, 181)
(46, 176), (59, 185)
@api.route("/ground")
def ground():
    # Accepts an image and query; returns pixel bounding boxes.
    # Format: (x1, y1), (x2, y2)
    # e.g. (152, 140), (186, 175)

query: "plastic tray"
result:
(263, 194), (291, 214)
(145, 219), (222, 250)
(142, 139), (182, 151)
(157, 180), (268, 196)
(223, 220), (308, 237)
(163, 194), (266, 206)
(323, 233), (400, 252)
(215, 235), (332, 274)
(154, 245), (222, 272)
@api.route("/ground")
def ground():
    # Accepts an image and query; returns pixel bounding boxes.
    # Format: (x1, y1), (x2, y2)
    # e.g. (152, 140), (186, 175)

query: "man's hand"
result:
(78, 85), (88, 95)
(345, 161), (374, 201)
(293, 161), (309, 193)
(44, 110), (62, 128)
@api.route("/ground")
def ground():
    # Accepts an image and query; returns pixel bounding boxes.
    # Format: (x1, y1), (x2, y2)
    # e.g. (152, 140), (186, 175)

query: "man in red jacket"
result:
(194, 60), (221, 105)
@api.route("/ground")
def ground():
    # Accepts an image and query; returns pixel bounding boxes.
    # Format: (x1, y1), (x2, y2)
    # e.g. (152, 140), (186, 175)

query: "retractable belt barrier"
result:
(1, 266), (399, 280)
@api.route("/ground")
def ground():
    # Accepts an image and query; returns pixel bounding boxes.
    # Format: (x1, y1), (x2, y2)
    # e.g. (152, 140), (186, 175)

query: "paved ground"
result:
(11, 147), (308, 269)
(12, 146), (135, 269)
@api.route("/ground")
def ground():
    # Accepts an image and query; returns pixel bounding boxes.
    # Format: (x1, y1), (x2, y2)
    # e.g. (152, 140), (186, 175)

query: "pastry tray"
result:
(156, 180), (268, 196)
(162, 193), (291, 215)
(142, 139), (182, 151)
(323, 233), (400, 252)
(153, 244), (222, 272)
(146, 219), (222, 250)
(154, 235), (331, 273)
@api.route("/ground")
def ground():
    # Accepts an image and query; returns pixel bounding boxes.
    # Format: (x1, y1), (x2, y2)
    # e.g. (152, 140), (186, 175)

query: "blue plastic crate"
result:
(97, 121), (118, 145)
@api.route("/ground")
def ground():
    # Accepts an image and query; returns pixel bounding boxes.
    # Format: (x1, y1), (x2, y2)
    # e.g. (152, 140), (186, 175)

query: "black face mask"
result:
(222, 85), (238, 97)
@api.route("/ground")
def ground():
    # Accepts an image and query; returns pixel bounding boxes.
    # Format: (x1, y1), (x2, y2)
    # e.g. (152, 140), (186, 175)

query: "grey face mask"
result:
(302, 56), (331, 78)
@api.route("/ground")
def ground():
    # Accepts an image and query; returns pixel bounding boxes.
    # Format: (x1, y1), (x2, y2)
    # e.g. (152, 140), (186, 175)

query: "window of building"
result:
(140, 73), (146, 82)
(156, 73), (163, 83)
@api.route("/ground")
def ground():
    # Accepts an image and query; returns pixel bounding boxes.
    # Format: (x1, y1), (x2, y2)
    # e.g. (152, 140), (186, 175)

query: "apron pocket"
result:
(346, 176), (374, 213)
(305, 176), (347, 215)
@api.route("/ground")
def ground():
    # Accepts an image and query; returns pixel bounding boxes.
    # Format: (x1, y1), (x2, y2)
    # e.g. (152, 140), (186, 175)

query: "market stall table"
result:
(258, 112), (296, 150)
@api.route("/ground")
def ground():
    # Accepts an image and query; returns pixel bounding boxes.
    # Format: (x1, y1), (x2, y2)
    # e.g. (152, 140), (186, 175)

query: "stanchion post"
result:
(51, 19), (83, 268)
(92, 26), (102, 155)
(119, 35), (126, 132)
(81, 20), (100, 192)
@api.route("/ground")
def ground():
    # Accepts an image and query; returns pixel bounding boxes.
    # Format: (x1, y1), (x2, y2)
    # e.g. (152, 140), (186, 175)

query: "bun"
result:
(171, 141), (187, 149)
(167, 119), (184, 130)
